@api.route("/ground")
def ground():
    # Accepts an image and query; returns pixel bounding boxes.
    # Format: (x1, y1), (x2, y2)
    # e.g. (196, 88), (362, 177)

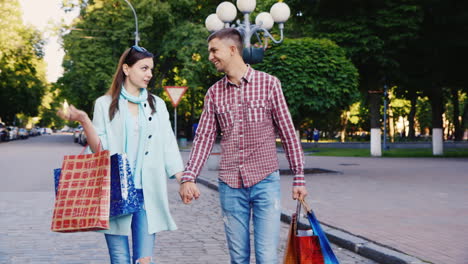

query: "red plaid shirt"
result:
(182, 67), (305, 188)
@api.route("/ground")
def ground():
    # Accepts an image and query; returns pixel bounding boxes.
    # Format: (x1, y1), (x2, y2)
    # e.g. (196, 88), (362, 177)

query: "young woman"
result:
(58, 46), (184, 264)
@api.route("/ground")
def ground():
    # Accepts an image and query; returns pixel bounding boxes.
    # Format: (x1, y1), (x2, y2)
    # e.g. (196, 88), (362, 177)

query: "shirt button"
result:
(149, 117), (152, 121)
(238, 104), (242, 107)
(239, 119), (243, 122)
(239, 165), (243, 168)
(144, 103), (147, 107)
(145, 151), (149, 155)
(240, 135), (244, 137)
(148, 135), (152, 139)
(240, 150), (244, 152)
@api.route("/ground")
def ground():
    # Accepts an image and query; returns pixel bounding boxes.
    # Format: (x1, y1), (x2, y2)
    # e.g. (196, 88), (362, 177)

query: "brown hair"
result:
(107, 46), (156, 120)
(207, 28), (244, 56)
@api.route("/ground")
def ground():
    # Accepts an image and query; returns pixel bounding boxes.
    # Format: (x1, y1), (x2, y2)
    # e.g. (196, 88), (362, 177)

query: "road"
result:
(0, 134), (377, 263)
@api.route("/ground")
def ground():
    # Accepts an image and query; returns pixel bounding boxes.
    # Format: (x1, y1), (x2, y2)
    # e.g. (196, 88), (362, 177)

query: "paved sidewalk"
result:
(181, 145), (468, 264)
(0, 180), (375, 263)
(0, 134), (376, 263)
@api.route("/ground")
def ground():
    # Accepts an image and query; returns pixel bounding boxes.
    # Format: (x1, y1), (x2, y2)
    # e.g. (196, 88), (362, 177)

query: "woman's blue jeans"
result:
(219, 170), (282, 264)
(105, 210), (155, 264)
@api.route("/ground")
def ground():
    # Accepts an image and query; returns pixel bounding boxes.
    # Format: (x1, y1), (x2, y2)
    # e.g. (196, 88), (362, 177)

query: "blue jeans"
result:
(219, 170), (281, 264)
(105, 210), (155, 264)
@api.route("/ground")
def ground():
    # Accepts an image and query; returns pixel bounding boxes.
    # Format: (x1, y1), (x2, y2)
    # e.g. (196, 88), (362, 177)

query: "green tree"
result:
(256, 38), (359, 126)
(0, 0), (47, 124)
(157, 21), (220, 138)
(57, 0), (221, 130)
(303, 0), (423, 154)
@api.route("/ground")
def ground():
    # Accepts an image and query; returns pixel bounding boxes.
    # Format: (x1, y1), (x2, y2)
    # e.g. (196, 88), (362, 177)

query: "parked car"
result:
(73, 126), (83, 143)
(0, 123), (8, 141)
(78, 129), (87, 146)
(29, 127), (38, 137)
(7, 126), (18, 140)
(42, 127), (53, 134)
(18, 128), (29, 139)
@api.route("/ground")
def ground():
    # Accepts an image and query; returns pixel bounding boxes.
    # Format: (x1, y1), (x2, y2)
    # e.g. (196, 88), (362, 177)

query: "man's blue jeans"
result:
(105, 210), (155, 264)
(219, 170), (282, 264)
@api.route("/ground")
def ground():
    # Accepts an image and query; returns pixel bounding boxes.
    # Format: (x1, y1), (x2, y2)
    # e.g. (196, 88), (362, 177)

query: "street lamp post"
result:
(123, 0), (139, 46)
(383, 83), (389, 151)
(205, 0), (291, 64)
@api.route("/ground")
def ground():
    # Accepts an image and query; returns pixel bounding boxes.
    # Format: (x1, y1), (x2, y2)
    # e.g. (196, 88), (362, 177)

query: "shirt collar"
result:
(225, 65), (254, 88)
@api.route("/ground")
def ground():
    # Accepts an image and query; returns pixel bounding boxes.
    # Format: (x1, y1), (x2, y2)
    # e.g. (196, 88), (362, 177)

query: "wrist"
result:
(180, 179), (195, 185)
(180, 173), (196, 185)
(78, 114), (91, 125)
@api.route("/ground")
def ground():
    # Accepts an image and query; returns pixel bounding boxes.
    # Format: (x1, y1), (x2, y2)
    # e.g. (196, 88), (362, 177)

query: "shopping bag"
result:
(284, 200), (340, 264)
(51, 149), (111, 232)
(109, 153), (143, 217)
(284, 202), (325, 264)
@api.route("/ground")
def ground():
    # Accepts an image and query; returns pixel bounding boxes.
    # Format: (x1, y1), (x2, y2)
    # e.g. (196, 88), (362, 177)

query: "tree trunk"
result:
(429, 86), (444, 155)
(388, 102), (395, 142)
(408, 94), (417, 139)
(340, 110), (350, 142)
(462, 96), (468, 140)
(450, 87), (462, 141)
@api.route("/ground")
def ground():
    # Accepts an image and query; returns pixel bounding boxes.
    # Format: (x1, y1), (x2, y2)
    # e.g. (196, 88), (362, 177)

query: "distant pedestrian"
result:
(178, 28), (308, 263)
(192, 122), (198, 140)
(57, 45), (183, 264)
(313, 128), (320, 143)
(306, 127), (313, 142)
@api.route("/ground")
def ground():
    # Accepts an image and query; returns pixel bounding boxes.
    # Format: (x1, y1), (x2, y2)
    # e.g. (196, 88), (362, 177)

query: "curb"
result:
(196, 177), (429, 264)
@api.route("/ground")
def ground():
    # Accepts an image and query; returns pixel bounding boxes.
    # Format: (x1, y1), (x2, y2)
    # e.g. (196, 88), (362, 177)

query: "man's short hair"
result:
(207, 28), (244, 56)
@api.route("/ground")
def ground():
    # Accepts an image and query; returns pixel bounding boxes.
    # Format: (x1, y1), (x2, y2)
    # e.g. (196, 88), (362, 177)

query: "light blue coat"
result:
(89, 94), (183, 235)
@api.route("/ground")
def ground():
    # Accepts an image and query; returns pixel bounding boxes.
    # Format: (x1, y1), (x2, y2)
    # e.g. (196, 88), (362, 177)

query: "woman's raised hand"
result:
(57, 104), (89, 124)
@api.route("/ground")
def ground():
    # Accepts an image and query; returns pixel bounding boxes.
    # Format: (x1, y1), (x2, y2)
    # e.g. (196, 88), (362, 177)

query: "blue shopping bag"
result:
(300, 199), (340, 264)
(54, 152), (143, 217)
(109, 153), (143, 217)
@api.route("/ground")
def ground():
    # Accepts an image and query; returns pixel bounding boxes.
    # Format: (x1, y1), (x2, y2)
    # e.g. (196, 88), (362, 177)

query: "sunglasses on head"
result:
(125, 45), (148, 62)
(131, 45), (147, 53)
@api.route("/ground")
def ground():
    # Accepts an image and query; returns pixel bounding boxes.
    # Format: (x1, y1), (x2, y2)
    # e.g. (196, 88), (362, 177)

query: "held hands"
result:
(292, 186), (308, 201)
(179, 181), (200, 204)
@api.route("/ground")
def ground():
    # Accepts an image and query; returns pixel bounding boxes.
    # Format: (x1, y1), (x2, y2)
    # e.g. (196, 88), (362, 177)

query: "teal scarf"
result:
(120, 85), (148, 189)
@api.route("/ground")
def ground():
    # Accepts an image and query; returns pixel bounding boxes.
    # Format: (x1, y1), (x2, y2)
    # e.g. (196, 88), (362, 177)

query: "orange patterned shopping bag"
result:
(51, 150), (111, 232)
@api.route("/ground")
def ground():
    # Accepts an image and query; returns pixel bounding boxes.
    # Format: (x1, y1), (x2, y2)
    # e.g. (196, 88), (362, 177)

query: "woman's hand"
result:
(57, 104), (89, 124)
(57, 103), (100, 152)
(174, 172), (183, 184)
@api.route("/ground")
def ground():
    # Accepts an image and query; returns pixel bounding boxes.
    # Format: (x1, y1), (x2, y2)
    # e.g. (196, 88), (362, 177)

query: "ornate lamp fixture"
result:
(205, 0), (291, 64)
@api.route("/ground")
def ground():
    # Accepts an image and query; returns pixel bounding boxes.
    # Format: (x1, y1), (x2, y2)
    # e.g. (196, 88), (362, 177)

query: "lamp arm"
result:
(257, 26), (284, 44)
(123, 0), (139, 46)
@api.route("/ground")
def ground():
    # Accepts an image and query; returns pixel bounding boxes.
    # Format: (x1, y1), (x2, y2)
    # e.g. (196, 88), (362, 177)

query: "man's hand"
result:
(292, 186), (308, 200)
(179, 181), (201, 204)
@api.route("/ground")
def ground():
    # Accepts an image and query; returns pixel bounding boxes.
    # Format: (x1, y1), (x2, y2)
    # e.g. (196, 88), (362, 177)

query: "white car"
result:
(73, 126), (83, 143)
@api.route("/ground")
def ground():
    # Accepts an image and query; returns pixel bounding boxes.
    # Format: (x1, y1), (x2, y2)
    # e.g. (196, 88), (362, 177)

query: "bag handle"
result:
(79, 141), (103, 155)
(294, 199), (301, 235)
(300, 198), (312, 214)
(298, 198), (340, 264)
(294, 198), (313, 235)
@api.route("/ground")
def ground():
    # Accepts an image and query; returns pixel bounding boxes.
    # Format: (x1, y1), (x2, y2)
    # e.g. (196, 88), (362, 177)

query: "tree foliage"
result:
(256, 38), (359, 125)
(57, 0), (220, 118)
(0, 0), (47, 124)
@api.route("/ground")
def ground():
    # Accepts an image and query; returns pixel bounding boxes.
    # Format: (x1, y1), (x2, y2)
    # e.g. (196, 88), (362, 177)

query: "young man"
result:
(179, 28), (307, 263)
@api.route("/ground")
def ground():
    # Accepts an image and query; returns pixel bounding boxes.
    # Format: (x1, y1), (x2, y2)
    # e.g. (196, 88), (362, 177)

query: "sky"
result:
(18, 0), (79, 83)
